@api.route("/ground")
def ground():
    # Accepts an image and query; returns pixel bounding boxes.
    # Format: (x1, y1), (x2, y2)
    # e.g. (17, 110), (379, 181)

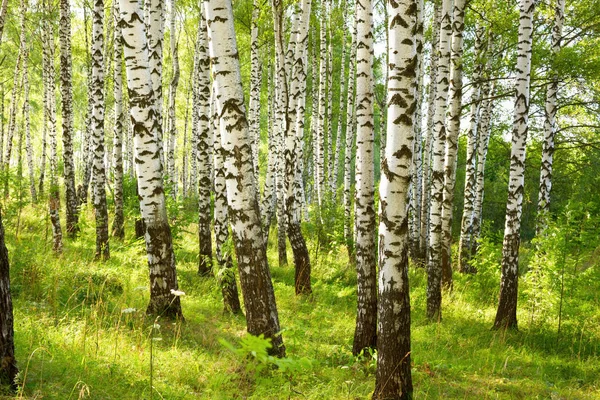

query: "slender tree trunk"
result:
(440, 0), (466, 290)
(4, 0), (26, 197)
(471, 82), (494, 253)
(112, 0), (125, 239)
(352, 0), (377, 356)
(145, 0), (165, 169)
(427, 0), (452, 321)
(326, 3), (334, 197)
(166, 0), (179, 198)
(91, 0), (109, 260)
(23, 46), (36, 203)
(315, 0), (328, 208)
(373, 0), (416, 397)
(409, 0), (424, 260)
(343, 11), (358, 262)
(261, 62), (277, 240)
(249, 0), (261, 190)
(46, 0), (63, 252)
(458, 25), (485, 273)
(204, 0), (284, 356)
(39, 4), (52, 197)
(0, 0), (8, 47)
(212, 87), (242, 314)
(120, 0), (183, 319)
(59, 0), (80, 236)
(195, 8), (213, 276)
(493, 0), (535, 330)
(332, 0), (347, 197)
(281, 0), (313, 295)
(537, 0), (564, 235)
(419, 0), (441, 264)
(0, 211), (17, 389)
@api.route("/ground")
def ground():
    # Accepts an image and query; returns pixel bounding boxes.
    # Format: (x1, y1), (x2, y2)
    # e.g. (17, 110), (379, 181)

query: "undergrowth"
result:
(0, 198), (597, 399)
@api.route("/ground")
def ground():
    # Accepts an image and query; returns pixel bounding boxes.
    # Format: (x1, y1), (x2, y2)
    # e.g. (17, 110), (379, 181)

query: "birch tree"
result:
(440, 0), (466, 288)
(537, 0), (565, 234)
(427, 0), (452, 321)
(112, 0), (125, 239)
(458, 25), (485, 272)
(91, 0), (109, 260)
(59, 0), (79, 236)
(212, 87), (242, 314)
(204, 0), (285, 355)
(493, 0), (536, 330)
(352, 0), (377, 356)
(120, 0), (183, 319)
(373, 0), (416, 397)
(0, 211), (17, 388)
(166, 0), (179, 197)
(195, 8), (213, 276)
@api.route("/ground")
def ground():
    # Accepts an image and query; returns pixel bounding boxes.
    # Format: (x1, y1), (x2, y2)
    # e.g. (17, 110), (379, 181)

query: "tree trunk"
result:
(471, 81), (494, 254)
(166, 0), (179, 198)
(537, 0), (564, 234)
(352, 0), (377, 357)
(440, 0), (466, 290)
(145, 0), (165, 169)
(91, 0), (109, 260)
(112, 0), (125, 240)
(427, 0), (452, 321)
(332, 0), (347, 198)
(59, 0), (80, 236)
(281, 0), (313, 295)
(23, 45), (36, 203)
(194, 8), (213, 277)
(493, 0), (535, 330)
(120, 0), (183, 319)
(261, 62), (277, 241)
(343, 11), (358, 262)
(212, 87), (242, 314)
(249, 0), (261, 190)
(419, 0), (441, 265)
(458, 25), (485, 273)
(204, 0), (284, 356)
(315, 0), (328, 208)
(373, 0), (416, 397)
(0, 211), (17, 389)
(409, 0), (424, 261)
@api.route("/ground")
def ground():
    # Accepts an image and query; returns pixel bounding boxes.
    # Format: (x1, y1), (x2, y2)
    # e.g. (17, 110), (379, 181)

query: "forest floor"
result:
(1, 201), (599, 399)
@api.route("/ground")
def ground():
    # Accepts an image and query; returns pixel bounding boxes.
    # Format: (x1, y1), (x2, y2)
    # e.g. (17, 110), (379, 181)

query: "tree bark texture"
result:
(352, 0), (377, 357)
(0, 211), (17, 389)
(204, 0), (285, 356)
(493, 0), (535, 330)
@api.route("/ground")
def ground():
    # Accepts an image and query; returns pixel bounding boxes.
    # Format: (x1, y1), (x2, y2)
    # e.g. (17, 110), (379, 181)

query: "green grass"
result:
(1, 201), (599, 399)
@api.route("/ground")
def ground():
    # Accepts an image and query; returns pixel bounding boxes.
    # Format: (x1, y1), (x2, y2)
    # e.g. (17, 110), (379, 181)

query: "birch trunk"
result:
(537, 0), (564, 234)
(145, 0), (165, 168)
(373, 0), (416, 397)
(333, 0), (347, 197)
(120, 0), (183, 319)
(204, 0), (284, 355)
(249, 0), (261, 188)
(59, 0), (79, 235)
(409, 0), (424, 260)
(91, 0), (109, 260)
(112, 0), (125, 239)
(440, 0), (466, 289)
(352, 0), (377, 356)
(471, 82), (494, 253)
(195, 9), (213, 276)
(282, 0), (313, 294)
(212, 87), (242, 314)
(23, 45), (36, 203)
(458, 25), (485, 273)
(493, 0), (535, 330)
(427, 0), (452, 321)
(261, 63), (276, 240)
(315, 0), (328, 207)
(419, 0), (441, 263)
(166, 0), (180, 198)
(343, 11), (358, 261)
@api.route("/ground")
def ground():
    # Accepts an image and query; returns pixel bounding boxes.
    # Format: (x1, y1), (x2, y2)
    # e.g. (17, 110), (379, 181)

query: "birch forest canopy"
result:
(0, 0), (598, 397)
